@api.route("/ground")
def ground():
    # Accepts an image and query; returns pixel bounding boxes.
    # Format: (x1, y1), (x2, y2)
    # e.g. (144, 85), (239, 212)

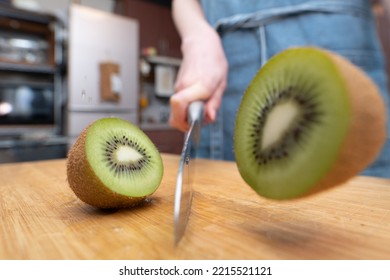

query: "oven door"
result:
(0, 71), (54, 127)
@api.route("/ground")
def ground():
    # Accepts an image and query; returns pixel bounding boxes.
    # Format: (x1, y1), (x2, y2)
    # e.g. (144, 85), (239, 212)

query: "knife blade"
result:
(174, 101), (204, 245)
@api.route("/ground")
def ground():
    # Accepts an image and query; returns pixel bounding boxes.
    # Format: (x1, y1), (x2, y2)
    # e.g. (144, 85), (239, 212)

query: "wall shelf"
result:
(0, 61), (56, 73)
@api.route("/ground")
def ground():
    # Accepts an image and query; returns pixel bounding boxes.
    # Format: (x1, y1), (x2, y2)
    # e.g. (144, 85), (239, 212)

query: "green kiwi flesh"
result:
(234, 47), (386, 200)
(67, 117), (163, 208)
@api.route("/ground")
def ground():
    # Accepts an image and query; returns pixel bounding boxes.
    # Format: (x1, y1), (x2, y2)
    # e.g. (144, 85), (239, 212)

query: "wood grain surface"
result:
(1, 153), (390, 260)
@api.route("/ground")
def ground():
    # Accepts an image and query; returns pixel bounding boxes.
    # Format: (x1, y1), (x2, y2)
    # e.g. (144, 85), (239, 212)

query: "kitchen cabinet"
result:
(143, 127), (184, 154)
(114, 0), (181, 58)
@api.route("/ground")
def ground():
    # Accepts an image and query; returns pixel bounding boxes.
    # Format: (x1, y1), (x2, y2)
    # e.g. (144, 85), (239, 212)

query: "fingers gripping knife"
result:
(174, 101), (204, 245)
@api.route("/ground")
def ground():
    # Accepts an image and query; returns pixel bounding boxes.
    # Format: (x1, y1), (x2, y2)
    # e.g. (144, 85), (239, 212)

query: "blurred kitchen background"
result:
(0, 0), (390, 163)
(0, 0), (185, 163)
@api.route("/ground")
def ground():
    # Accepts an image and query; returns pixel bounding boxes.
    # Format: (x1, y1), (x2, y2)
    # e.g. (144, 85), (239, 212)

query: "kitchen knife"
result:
(174, 101), (204, 245)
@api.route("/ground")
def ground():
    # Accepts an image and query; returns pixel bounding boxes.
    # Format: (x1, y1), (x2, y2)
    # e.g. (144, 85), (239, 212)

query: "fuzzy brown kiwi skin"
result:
(305, 48), (387, 196)
(66, 124), (146, 209)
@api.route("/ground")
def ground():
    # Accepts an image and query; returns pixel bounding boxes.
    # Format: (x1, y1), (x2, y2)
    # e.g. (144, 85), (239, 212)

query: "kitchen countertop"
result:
(1, 153), (390, 259)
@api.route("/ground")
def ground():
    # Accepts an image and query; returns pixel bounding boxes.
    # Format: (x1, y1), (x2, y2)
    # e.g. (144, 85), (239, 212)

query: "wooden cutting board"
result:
(1, 153), (390, 259)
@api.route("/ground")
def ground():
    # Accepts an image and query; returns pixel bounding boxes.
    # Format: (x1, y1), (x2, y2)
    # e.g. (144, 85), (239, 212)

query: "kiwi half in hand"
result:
(67, 117), (163, 208)
(234, 47), (386, 200)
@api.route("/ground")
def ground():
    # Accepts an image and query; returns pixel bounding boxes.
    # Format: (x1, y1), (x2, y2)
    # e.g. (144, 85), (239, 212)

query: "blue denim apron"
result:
(198, 0), (390, 178)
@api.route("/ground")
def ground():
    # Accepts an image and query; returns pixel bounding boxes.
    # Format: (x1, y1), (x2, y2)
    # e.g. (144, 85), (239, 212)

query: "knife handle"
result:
(188, 101), (205, 124)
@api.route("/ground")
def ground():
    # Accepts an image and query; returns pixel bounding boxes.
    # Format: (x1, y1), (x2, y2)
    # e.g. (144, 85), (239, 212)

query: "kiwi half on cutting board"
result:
(67, 117), (163, 208)
(234, 47), (386, 200)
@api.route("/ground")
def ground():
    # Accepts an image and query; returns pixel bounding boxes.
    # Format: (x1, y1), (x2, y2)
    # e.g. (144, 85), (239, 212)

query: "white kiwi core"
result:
(261, 101), (300, 150)
(115, 145), (143, 163)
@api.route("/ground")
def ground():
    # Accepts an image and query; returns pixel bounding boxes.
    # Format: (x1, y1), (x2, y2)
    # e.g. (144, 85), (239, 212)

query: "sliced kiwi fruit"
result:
(66, 117), (163, 208)
(234, 47), (386, 200)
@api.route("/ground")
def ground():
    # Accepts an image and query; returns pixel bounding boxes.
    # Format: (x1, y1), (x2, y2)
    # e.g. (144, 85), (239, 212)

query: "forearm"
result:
(172, 0), (210, 40)
(170, 0), (228, 130)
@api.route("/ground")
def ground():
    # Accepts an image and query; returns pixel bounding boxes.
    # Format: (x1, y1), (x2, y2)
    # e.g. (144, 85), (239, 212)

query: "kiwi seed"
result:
(234, 47), (386, 200)
(66, 117), (163, 208)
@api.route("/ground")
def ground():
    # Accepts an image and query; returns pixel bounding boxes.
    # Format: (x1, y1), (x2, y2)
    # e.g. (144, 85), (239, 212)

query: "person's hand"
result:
(169, 24), (228, 132)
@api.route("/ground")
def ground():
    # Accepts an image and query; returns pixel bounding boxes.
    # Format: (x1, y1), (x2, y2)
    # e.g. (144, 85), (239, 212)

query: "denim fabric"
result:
(197, 0), (390, 178)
